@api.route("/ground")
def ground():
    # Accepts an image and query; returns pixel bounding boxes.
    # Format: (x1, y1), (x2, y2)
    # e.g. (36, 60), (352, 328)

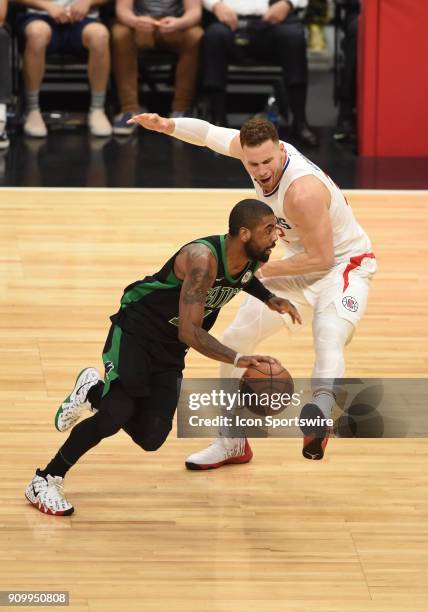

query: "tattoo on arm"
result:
(178, 245), (237, 364)
(183, 267), (212, 304)
(180, 243), (216, 305)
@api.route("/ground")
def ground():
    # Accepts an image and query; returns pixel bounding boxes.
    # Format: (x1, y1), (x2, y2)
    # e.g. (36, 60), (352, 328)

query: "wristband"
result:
(233, 352), (241, 367)
(264, 292), (276, 303)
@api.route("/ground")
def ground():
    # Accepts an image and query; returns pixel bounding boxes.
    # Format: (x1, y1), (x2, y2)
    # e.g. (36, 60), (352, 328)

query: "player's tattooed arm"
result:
(176, 244), (280, 367)
(176, 244), (238, 364)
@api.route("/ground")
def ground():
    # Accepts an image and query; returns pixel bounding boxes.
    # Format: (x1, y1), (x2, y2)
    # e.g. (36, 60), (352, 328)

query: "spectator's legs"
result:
(0, 27), (11, 148)
(340, 15), (358, 118)
(111, 23), (153, 114)
(201, 22), (234, 124)
(251, 18), (318, 146)
(82, 22), (110, 105)
(157, 25), (203, 113)
(22, 19), (52, 137)
(334, 14), (358, 141)
(81, 22), (112, 136)
(0, 27), (12, 106)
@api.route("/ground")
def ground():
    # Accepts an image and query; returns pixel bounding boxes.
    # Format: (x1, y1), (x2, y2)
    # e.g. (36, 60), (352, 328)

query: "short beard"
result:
(244, 240), (271, 263)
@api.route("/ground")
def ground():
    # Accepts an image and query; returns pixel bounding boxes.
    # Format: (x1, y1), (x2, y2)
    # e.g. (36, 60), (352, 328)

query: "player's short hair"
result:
(239, 117), (279, 148)
(229, 199), (274, 236)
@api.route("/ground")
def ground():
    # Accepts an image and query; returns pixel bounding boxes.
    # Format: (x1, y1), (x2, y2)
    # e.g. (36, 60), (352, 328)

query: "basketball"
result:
(239, 362), (294, 417)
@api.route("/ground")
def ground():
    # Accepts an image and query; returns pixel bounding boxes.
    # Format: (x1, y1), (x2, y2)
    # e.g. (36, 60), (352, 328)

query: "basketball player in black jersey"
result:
(25, 199), (300, 515)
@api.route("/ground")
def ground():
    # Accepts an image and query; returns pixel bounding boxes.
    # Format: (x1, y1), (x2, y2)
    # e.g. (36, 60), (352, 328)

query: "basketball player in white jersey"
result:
(128, 113), (377, 464)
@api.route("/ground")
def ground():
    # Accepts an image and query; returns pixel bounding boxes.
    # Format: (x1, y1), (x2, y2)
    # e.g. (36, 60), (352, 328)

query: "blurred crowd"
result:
(0, 0), (359, 151)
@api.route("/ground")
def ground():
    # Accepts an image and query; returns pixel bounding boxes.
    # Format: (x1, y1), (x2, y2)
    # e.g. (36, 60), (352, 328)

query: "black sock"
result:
(87, 380), (104, 409)
(289, 84), (307, 126)
(38, 449), (73, 479)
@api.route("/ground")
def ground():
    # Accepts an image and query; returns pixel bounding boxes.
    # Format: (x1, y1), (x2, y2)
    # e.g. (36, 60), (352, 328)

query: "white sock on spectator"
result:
(90, 91), (106, 112)
(25, 90), (40, 113)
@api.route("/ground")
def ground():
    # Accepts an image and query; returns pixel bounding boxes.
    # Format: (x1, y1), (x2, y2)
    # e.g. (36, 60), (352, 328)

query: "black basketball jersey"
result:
(110, 235), (259, 367)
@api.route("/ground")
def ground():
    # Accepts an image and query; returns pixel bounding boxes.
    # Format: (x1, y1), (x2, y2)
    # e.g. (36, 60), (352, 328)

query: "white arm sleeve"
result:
(171, 118), (239, 157)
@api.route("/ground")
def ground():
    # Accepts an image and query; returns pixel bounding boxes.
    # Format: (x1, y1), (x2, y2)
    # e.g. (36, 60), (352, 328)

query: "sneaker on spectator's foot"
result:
(300, 403), (331, 460)
(333, 114), (356, 142)
(24, 110), (47, 138)
(55, 367), (101, 432)
(0, 129), (9, 150)
(25, 471), (74, 515)
(88, 109), (112, 137)
(113, 111), (139, 136)
(185, 437), (253, 470)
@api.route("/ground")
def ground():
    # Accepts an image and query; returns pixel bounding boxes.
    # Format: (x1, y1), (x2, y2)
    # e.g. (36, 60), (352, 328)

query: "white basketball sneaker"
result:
(55, 367), (101, 432)
(25, 472), (74, 516)
(185, 437), (253, 470)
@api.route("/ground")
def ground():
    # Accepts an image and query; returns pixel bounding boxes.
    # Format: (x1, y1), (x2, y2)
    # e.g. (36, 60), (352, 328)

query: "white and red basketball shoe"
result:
(55, 367), (101, 432)
(185, 437), (253, 470)
(25, 472), (74, 516)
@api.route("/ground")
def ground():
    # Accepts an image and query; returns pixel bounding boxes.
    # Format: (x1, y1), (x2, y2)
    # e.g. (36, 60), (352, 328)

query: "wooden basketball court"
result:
(1, 188), (427, 611)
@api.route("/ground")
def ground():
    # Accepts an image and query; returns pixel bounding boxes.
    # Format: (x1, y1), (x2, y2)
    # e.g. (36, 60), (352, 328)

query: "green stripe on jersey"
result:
(193, 239), (219, 263)
(121, 270), (181, 307)
(220, 234), (251, 284)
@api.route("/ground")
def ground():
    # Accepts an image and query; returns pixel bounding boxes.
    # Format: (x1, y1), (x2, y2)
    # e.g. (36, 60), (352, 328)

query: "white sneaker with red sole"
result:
(185, 437), (253, 470)
(25, 472), (74, 516)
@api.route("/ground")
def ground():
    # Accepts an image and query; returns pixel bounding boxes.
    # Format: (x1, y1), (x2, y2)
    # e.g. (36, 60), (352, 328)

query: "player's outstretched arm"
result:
(127, 113), (243, 159)
(176, 244), (279, 367)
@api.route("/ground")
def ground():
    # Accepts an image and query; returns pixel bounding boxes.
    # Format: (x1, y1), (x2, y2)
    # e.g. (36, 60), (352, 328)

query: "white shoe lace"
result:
(46, 476), (68, 505)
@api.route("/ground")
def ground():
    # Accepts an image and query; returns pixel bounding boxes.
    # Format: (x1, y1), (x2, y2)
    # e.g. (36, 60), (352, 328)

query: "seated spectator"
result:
(16, 0), (112, 138)
(0, 0), (11, 149)
(202, 0), (318, 146)
(111, 0), (203, 136)
(334, 0), (359, 142)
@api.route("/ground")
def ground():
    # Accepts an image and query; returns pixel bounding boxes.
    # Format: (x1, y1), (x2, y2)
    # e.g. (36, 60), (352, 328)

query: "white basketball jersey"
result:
(251, 142), (372, 265)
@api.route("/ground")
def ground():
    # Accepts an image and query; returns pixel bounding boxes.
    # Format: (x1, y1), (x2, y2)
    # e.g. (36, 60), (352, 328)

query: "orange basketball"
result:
(239, 362), (294, 416)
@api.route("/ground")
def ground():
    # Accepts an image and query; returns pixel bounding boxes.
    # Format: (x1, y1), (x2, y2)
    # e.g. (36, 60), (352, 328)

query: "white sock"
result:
(90, 90), (106, 112)
(25, 90), (40, 113)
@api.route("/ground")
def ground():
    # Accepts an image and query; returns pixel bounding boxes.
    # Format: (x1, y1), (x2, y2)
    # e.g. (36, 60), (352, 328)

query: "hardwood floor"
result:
(1, 189), (427, 611)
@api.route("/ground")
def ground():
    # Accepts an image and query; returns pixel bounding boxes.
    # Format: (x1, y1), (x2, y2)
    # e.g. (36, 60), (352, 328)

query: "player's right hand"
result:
(236, 355), (281, 368)
(127, 113), (174, 134)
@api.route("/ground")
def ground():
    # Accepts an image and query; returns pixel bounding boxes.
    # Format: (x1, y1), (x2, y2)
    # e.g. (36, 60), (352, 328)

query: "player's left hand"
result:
(262, 1), (291, 25)
(266, 297), (301, 324)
